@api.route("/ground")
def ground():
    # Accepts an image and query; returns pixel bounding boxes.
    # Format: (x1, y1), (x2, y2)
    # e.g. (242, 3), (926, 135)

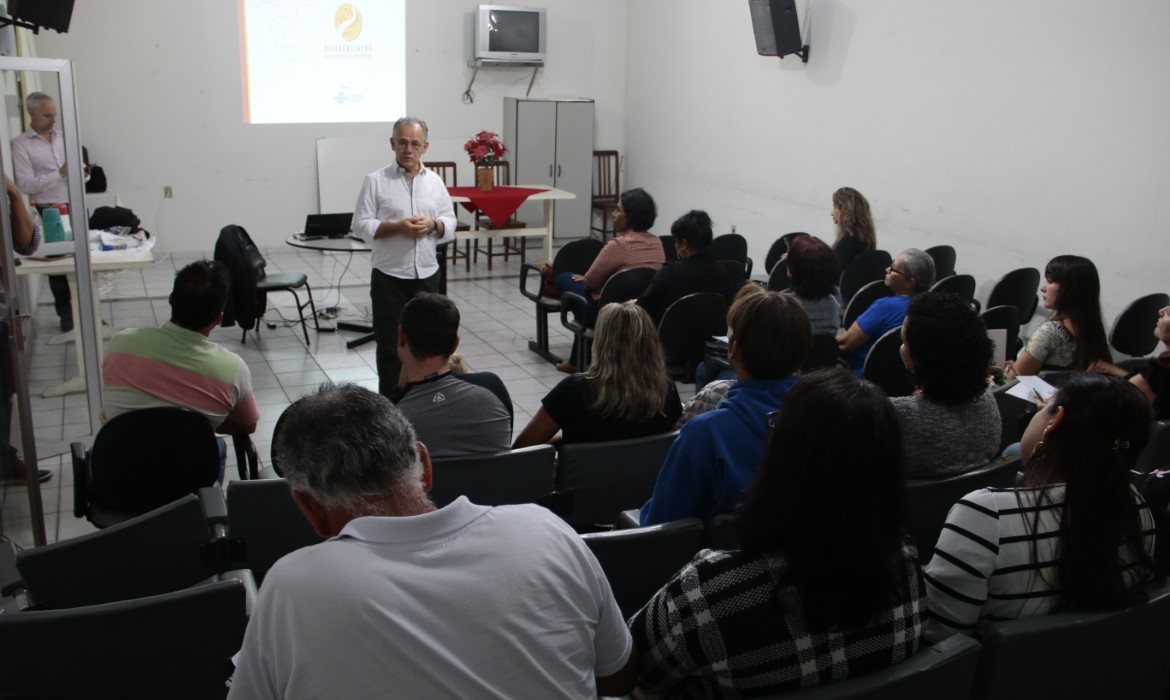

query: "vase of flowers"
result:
(464, 130), (508, 192)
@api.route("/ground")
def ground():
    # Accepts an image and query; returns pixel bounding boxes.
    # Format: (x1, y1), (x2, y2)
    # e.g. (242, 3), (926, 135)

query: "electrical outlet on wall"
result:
(164, 186), (173, 198)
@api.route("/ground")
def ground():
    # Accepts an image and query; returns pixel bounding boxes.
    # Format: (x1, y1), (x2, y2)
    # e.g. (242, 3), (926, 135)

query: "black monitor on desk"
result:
(301, 213), (352, 239)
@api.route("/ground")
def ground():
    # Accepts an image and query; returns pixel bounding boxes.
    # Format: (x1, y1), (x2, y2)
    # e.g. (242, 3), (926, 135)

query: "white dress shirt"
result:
(352, 161), (456, 280)
(11, 128), (68, 204)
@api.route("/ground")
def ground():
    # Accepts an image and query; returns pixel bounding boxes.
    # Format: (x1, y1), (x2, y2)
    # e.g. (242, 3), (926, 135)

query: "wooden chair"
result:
(591, 150), (620, 240)
(424, 161), (470, 272)
(472, 161), (527, 270)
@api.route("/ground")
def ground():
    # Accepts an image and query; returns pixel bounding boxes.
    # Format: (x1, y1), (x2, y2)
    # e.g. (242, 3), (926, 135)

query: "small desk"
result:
(285, 235), (375, 348)
(448, 186), (575, 264)
(16, 248), (156, 397)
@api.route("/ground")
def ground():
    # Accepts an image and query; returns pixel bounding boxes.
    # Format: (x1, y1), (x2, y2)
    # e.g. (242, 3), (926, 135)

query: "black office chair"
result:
(1135, 420), (1170, 473)
(225, 478), (324, 585)
(709, 233), (752, 277)
(543, 430), (680, 532)
(716, 258), (749, 291)
(659, 234), (678, 262)
(763, 634), (982, 699)
(0, 578), (250, 699)
(863, 327), (914, 398)
(519, 239), (604, 364)
(429, 445), (556, 508)
(980, 305), (1022, 360)
(72, 407), (222, 528)
(992, 380), (1034, 454)
(216, 224), (320, 346)
(702, 512), (740, 550)
(764, 232), (810, 275)
(839, 249), (892, 305)
(987, 267), (1041, 324)
(560, 266), (657, 369)
(1110, 293), (1169, 358)
(16, 493), (228, 609)
(970, 580), (1170, 700)
(930, 274), (979, 310)
(925, 245), (957, 280)
(766, 258), (791, 291)
(905, 458), (1022, 559)
(659, 292), (730, 382)
(581, 518), (704, 618)
(842, 279), (893, 328)
(805, 332), (840, 373)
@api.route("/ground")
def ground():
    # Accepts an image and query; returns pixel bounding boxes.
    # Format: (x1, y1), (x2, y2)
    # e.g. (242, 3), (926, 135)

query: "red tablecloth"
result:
(448, 186), (545, 228)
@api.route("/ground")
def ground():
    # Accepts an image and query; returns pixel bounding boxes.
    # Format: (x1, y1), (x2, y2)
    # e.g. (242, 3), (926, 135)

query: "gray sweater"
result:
(890, 392), (1000, 479)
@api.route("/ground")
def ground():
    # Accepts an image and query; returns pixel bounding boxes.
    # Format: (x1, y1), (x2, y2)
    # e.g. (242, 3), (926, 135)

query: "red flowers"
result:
(464, 131), (508, 166)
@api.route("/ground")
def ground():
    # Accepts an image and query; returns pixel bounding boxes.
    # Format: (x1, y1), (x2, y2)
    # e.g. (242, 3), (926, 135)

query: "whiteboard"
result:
(316, 137), (392, 214)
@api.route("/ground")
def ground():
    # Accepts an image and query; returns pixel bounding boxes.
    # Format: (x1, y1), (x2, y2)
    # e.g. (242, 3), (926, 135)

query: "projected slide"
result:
(239, 0), (405, 124)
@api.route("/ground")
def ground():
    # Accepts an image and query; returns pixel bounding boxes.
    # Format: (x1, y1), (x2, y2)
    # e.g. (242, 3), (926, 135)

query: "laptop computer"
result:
(301, 213), (353, 239)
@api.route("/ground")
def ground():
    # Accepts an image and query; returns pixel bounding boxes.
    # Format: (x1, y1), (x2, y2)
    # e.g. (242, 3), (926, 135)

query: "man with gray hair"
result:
(228, 383), (636, 699)
(353, 117), (458, 396)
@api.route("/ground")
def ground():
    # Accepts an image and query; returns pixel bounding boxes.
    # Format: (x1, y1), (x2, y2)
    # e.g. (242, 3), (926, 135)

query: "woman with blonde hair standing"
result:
(831, 186), (877, 268)
(513, 301), (681, 447)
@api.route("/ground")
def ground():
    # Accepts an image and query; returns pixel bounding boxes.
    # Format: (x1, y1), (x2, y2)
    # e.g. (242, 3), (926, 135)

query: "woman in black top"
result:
(831, 186), (877, 269)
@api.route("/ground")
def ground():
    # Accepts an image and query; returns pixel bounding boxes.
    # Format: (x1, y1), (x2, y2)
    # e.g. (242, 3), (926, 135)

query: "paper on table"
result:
(1007, 375), (1057, 403)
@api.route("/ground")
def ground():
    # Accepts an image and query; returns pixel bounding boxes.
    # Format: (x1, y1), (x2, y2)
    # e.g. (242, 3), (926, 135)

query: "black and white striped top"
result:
(924, 484), (1156, 640)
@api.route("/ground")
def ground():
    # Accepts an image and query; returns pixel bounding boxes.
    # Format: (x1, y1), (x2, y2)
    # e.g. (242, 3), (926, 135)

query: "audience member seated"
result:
(831, 186), (877, 269)
(783, 234), (842, 334)
(639, 291), (810, 525)
(630, 369), (925, 697)
(555, 187), (664, 373)
(102, 260), (259, 481)
(389, 293), (512, 458)
(1005, 254), (1110, 378)
(636, 209), (735, 325)
(690, 283), (765, 398)
(838, 248), (935, 377)
(925, 373), (1157, 641)
(229, 383), (636, 699)
(1093, 303), (1170, 420)
(893, 292), (1000, 478)
(513, 302), (680, 448)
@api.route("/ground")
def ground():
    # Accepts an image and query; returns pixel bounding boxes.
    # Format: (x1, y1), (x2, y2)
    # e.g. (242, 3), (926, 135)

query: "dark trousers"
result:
(33, 205), (73, 324)
(371, 268), (440, 397)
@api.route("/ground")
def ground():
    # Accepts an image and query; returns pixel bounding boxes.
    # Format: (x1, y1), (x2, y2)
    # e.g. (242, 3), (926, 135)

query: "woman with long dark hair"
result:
(630, 370), (925, 697)
(925, 373), (1157, 640)
(1005, 255), (1110, 378)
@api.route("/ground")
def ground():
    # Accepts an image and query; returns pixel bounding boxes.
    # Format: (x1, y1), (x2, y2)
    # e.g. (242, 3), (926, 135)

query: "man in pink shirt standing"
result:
(11, 92), (76, 331)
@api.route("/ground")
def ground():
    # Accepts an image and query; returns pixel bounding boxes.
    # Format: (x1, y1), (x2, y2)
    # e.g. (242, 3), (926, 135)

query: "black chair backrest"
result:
(717, 259), (749, 290)
(582, 518), (704, 618)
(905, 457), (1022, 559)
(709, 233), (748, 264)
(839, 249), (892, 304)
(598, 266), (656, 308)
(659, 293), (730, 368)
(804, 333), (840, 373)
(930, 274), (978, 303)
(16, 494), (216, 609)
(980, 305), (1022, 361)
(842, 279), (893, 328)
(0, 579), (248, 698)
(553, 431), (680, 530)
(703, 513), (740, 550)
(659, 234), (677, 262)
(971, 580), (1170, 700)
(1110, 293), (1170, 357)
(552, 238), (605, 280)
(226, 479), (324, 583)
(992, 380), (1034, 454)
(863, 327), (914, 398)
(766, 259), (791, 291)
(88, 407), (221, 517)
(925, 245), (957, 280)
(1135, 420), (1170, 472)
(773, 634), (981, 699)
(429, 445), (555, 508)
(987, 267), (1041, 324)
(764, 232), (810, 275)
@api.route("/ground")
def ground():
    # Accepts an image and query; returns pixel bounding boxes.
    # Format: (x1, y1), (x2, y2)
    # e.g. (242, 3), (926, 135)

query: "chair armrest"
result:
(519, 263), (545, 302)
(232, 434), (259, 480)
(614, 509), (640, 530)
(70, 442), (89, 519)
(198, 486), (228, 527)
(559, 291), (588, 334)
(746, 257), (754, 277)
(220, 569), (259, 618)
(0, 539), (24, 597)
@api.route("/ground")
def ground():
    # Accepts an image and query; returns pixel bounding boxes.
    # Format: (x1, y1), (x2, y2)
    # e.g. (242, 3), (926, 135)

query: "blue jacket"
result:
(640, 376), (800, 526)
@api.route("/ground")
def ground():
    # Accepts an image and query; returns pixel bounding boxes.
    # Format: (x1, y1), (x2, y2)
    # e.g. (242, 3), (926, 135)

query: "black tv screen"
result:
(9, 0), (75, 33)
(487, 10), (540, 54)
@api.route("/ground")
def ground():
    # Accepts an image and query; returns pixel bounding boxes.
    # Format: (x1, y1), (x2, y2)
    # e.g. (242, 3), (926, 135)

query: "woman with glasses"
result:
(630, 369), (925, 697)
(831, 187), (877, 269)
(1004, 254), (1110, 378)
(925, 373), (1156, 640)
(837, 248), (935, 377)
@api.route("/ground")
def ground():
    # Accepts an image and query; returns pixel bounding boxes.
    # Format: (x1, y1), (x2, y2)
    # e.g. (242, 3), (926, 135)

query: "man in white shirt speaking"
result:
(228, 383), (636, 700)
(352, 117), (457, 396)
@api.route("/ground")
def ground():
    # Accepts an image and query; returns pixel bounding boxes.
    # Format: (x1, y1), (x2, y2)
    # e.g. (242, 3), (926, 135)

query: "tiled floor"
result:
(0, 242), (696, 549)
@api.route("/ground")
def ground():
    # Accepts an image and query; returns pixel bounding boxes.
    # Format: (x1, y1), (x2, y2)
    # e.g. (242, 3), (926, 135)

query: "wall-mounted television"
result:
(474, 5), (546, 65)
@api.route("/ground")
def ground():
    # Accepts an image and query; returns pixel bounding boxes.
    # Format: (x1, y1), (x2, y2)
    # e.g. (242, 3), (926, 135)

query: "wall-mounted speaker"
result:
(8, 0), (75, 34)
(749, 0), (808, 62)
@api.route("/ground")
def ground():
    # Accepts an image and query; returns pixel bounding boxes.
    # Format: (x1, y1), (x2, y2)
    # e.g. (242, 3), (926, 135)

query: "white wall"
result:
(624, 0), (1170, 324)
(35, 0), (628, 253)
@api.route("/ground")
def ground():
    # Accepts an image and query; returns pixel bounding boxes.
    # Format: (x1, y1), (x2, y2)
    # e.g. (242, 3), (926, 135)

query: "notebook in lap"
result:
(302, 213), (353, 239)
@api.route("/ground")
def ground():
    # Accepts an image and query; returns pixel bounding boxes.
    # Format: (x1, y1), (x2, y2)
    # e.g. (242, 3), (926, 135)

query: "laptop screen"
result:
(303, 213), (353, 238)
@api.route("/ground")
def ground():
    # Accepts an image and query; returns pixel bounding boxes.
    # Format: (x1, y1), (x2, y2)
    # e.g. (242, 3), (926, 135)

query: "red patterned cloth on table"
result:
(448, 186), (545, 228)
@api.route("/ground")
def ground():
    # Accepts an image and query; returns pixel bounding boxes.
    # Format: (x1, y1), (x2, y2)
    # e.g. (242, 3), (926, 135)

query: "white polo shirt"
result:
(228, 498), (632, 700)
(352, 161), (457, 280)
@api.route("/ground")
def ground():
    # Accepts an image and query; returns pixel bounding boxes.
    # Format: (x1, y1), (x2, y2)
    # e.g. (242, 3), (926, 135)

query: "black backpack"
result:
(89, 205), (141, 232)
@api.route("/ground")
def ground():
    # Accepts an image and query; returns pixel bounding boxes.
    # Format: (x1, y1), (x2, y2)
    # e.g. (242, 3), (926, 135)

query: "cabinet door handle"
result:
(556, 164), (561, 178)
(549, 164), (553, 178)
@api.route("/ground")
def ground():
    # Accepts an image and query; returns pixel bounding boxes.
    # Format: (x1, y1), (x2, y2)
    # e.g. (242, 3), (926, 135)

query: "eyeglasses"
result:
(392, 139), (426, 150)
(766, 410), (782, 431)
(887, 265), (912, 279)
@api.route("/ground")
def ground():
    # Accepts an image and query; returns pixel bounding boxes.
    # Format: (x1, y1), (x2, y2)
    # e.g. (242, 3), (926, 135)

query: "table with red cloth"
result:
(446, 185), (575, 267)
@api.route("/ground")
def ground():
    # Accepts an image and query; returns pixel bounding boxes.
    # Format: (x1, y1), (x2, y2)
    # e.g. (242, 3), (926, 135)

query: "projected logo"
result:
(334, 3), (363, 41)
